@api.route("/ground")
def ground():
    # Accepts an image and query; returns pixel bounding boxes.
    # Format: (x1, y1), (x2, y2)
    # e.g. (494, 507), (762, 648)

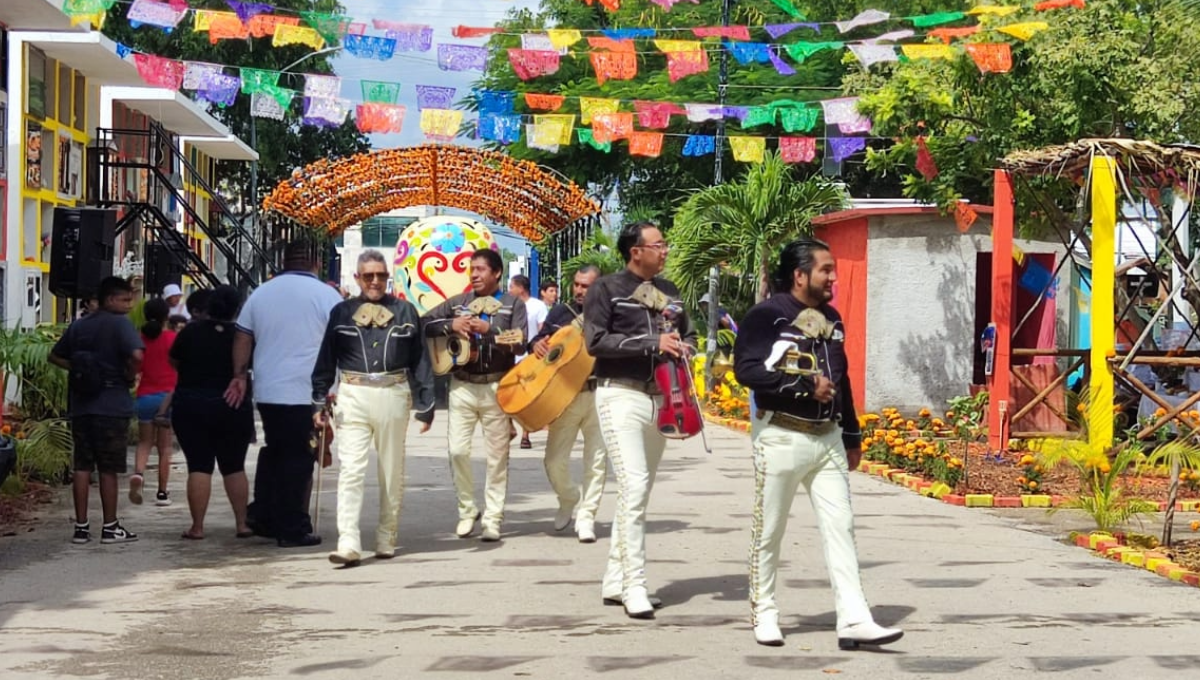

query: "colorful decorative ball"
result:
(393, 216), (499, 314)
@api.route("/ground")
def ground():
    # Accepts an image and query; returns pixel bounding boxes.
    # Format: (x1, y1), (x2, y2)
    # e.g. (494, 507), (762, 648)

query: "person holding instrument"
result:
(584, 222), (696, 620)
(529, 265), (606, 542)
(733, 238), (902, 649)
(424, 249), (527, 542)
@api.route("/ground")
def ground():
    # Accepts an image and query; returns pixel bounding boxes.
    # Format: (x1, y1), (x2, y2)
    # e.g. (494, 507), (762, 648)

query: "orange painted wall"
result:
(816, 218), (868, 413)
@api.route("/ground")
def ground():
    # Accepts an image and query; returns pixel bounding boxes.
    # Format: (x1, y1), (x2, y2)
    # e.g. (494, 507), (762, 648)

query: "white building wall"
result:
(863, 214), (1068, 412)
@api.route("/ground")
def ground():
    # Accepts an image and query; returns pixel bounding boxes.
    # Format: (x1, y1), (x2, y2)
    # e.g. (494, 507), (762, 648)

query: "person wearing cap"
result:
(163, 284), (190, 321)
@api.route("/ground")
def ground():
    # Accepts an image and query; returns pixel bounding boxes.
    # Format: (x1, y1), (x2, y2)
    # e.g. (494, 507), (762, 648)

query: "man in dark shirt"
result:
(50, 276), (145, 545)
(583, 222), (696, 620)
(424, 249), (527, 542)
(313, 250), (437, 566)
(733, 238), (901, 650)
(529, 265), (606, 543)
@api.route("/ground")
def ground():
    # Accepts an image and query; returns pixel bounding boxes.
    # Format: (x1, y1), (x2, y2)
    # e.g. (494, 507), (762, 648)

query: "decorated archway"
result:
(261, 145), (600, 242)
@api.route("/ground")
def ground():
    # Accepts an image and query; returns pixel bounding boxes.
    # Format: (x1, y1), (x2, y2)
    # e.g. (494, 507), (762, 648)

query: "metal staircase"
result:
(91, 121), (277, 289)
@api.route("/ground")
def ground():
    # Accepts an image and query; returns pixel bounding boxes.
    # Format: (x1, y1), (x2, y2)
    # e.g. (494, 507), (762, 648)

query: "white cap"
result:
(162, 284), (183, 298)
(699, 293), (712, 305)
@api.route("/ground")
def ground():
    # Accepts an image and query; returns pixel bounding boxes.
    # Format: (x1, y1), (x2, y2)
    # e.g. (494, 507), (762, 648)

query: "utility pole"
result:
(705, 0), (733, 392)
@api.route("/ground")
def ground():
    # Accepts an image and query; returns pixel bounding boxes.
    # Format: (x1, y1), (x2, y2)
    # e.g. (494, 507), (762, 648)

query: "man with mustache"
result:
(733, 238), (902, 649)
(424, 249), (527, 542)
(312, 249), (436, 566)
(584, 222), (696, 620)
(529, 265), (606, 543)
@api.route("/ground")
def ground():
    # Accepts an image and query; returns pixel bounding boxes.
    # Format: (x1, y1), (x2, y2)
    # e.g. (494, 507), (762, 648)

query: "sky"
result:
(332, 0), (542, 252)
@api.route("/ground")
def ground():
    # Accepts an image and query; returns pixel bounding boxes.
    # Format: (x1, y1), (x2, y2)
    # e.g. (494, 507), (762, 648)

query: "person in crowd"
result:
(529, 265), (607, 543)
(171, 286), (255, 540)
(163, 283), (190, 321)
(186, 289), (212, 322)
(699, 293), (739, 333)
(424, 249), (526, 542)
(733, 238), (902, 649)
(584, 222), (696, 619)
(225, 242), (343, 548)
(508, 274), (547, 449)
(49, 276), (144, 544)
(540, 280), (559, 308)
(130, 298), (178, 508)
(312, 250), (436, 566)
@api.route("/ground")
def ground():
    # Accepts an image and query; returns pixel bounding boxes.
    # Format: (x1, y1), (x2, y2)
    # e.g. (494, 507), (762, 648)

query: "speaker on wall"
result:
(48, 207), (116, 299)
(143, 241), (188, 296)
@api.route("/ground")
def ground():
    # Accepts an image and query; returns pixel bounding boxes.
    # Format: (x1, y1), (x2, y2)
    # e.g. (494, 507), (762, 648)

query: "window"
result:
(26, 48), (45, 117)
(73, 72), (85, 130)
(42, 56), (56, 120)
(57, 63), (70, 124)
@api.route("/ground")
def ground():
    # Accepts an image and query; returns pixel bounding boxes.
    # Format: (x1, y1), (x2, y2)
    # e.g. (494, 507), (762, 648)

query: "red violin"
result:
(654, 304), (706, 444)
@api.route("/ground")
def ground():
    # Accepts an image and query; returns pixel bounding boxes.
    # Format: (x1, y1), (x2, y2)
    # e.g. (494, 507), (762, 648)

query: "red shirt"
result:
(137, 330), (178, 396)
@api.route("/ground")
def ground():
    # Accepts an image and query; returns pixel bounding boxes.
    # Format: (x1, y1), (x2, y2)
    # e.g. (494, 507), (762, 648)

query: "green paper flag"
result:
(578, 129), (611, 153)
(909, 11), (966, 28)
(63, 0), (117, 14)
(741, 107), (776, 129)
(240, 68), (280, 95)
(769, 0), (806, 20)
(300, 11), (352, 44)
(262, 83), (296, 109)
(780, 107), (819, 133)
(362, 81), (401, 104)
(784, 41), (844, 63)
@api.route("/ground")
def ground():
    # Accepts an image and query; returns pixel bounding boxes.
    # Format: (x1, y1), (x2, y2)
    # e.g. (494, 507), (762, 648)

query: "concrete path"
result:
(2, 418), (1198, 679)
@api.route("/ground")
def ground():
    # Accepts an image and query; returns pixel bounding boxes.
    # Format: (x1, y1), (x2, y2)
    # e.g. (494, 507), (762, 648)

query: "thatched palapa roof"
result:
(1000, 138), (1200, 179)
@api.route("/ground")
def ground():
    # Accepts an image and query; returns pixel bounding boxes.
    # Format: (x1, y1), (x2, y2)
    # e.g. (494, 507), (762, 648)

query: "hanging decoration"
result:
(821, 98), (872, 134)
(532, 115), (576, 146)
(729, 136), (766, 163)
(239, 67), (279, 94)
(182, 62), (222, 90)
(362, 81), (402, 104)
(955, 202), (979, 233)
(590, 51), (638, 84)
(196, 73), (241, 107)
(438, 44), (489, 72)
(591, 112), (634, 144)
(900, 44), (956, 60)
(303, 97), (351, 128)
(547, 29), (583, 48)
(343, 35), (397, 61)
(251, 91), (292, 120)
(636, 101), (686, 129)
(133, 53), (185, 89)
(629, 132), (665, 158)
(374, 22), (433, 52)
(578, 129), (613, 153)
(415, 85), (457, 110)
(420, 109), (464, 142)
(127, 0), (188, 32)
(835, 10), (890, 33)
(779, 136), (817, 163)
(829, 137), (867, 163)
(965, 43), (1013, 73)
(508, 50), (562, 80)
(683, 135), (716, 157)
(273, 23), (325, 50)
(849, 43), (900, 68)
(249, 14), (298, 39)
(915, 136), (939, 180)
(579, 98), (620, 125)
(304, 75), (341, 99)
(478, 114), (523, 144)
(226, 2), (274, 23)
(525, 93), (566, 111)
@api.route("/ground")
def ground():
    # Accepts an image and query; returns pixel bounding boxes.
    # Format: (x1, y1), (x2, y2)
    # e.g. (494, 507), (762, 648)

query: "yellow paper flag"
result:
(997, 22), (1049, 41)
(729, 136), (766, 163)
(1012, 243), (1026, 265)
(532, 115), (576, 146)
(579, 98), (619, 125)
(901, 44), (956, 60)
(419, 109), (464, 140)
(193, 10), (236, 32)
(273, 24), (326, 50)
(653, 39), (703, 54)
(966, 5), (1021, 16)
(70, 12), (105, 29)
(547, 29), (582, 49)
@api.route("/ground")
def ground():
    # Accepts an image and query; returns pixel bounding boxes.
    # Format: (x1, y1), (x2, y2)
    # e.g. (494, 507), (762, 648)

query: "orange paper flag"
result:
(525, 93), (566, 111)
(629, 131), (664, 158)
(590, 51), (638, 85)
(965, 43), (1012, 73)
(592, 112), (634, 144)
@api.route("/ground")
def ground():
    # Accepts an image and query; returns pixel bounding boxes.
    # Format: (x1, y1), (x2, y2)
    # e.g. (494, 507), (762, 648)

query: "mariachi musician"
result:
(529, 265), (606, 543)
(733, 238), (902, 649)
(583, 222), (697, 620)
(424, 249), (527, 542)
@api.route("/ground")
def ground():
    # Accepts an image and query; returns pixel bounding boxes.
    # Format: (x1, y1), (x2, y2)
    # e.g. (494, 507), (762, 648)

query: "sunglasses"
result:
(357, 272), (389, 282)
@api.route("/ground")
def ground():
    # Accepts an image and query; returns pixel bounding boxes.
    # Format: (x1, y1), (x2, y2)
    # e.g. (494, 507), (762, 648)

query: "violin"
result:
(654, 304), (705, 441)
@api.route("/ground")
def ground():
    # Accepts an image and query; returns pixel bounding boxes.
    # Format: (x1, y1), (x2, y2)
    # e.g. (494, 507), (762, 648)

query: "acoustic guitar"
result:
(497, 320), (595, 431)
(428, 329), (524, 376)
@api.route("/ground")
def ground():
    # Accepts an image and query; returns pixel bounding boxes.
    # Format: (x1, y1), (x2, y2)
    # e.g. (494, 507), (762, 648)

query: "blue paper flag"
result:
(601, 28), (657, 40)
(1018, 259), (1058, 300)
(683, 135), (716, 157)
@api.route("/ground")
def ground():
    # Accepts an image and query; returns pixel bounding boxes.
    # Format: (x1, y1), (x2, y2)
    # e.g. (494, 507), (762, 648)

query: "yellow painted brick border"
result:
(1071, 532), (1200, 590)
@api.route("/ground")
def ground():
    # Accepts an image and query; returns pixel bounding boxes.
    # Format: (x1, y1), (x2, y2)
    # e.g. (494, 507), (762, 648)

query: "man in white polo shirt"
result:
(225, 242), (343, 548)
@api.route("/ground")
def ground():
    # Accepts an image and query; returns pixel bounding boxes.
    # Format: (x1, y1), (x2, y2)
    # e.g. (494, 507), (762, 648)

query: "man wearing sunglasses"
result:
(583, 222), (696, 620)
(312, 250), (436, 566)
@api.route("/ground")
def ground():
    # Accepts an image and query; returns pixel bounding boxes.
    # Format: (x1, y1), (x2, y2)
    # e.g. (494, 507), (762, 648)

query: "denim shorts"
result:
(136, 392), (171, 423)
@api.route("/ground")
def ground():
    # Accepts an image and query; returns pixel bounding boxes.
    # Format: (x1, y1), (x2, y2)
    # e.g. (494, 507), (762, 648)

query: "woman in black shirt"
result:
(170, 286), (255, 540)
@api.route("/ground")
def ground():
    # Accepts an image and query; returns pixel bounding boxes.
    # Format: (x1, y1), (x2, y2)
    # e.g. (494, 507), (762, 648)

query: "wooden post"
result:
(1089, 157), (1117, 450)
(988, 170), (1014, 452)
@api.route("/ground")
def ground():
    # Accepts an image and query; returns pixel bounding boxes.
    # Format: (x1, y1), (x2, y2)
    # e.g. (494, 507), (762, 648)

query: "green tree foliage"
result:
(668, 151), (846, 310)
(101, 0), (370, 206)
(474, 1), (963, 219)
(849, 0), (1200, 214)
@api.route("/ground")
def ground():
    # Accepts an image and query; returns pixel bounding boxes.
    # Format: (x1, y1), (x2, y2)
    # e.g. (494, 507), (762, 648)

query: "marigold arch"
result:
(262, 145), (600, 242)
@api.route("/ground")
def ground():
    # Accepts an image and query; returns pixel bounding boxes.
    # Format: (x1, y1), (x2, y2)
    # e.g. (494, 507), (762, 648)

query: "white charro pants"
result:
(595, 385), (666, 598)
(748, 417), (873, 628)
(332, 381), (412, 554)
(447, 378), (511, 528)
(543, 389), (607, 524)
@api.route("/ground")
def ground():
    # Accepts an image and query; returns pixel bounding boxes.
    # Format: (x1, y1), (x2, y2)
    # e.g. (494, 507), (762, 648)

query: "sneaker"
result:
(100, 521), (139, 544)
(128, 474), (144, 505)
(72, 522), (91, 544)
(155, 491), (172, 507)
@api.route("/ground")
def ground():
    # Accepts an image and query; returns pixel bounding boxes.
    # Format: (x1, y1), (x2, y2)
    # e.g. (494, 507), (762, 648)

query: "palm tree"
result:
(667, 152), (847, 309)
(560, 228), (624, 286)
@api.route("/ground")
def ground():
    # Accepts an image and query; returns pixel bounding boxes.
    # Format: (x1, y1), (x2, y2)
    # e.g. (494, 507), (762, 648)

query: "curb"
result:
(1072, 532), (1200, 589)
(702, 412), (750, 433)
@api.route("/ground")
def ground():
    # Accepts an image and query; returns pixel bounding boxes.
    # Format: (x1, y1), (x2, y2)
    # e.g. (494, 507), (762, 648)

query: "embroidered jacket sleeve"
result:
(583, 272), (660, 359)
(529, 302), (577, 350)
(311, 300), (350, 406)
(405, 305), (436, 424)
(733, 300), (816, 399)
(422, 294), (467, 338)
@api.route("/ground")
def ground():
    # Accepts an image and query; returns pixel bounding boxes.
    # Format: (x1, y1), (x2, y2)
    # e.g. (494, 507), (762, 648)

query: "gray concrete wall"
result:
(862, 214), (1067, 413)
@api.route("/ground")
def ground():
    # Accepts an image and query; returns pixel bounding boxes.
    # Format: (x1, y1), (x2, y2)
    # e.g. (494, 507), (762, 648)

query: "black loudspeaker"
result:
(49, 207), (116, 298)
(144, 242), (188, 296)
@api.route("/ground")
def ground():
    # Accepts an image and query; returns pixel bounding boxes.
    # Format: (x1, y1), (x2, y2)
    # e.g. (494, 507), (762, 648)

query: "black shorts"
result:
(72, 415), (130, 474)
(172, 390), (254, 476)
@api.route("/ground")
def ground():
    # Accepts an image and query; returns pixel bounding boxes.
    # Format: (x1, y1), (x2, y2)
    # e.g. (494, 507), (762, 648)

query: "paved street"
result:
(2, 418), (1199, 680)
